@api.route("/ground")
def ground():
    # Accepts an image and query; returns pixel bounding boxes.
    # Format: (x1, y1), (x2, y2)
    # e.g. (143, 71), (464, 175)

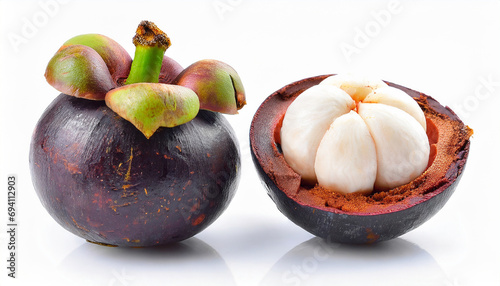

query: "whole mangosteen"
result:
(250, 74), (472, 244)
(30, 21), (246, 247)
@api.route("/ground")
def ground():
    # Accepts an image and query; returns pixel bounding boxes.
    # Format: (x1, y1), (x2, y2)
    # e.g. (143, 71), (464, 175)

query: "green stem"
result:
(125, 21), (171, 85)
(126, 45), (165, 84)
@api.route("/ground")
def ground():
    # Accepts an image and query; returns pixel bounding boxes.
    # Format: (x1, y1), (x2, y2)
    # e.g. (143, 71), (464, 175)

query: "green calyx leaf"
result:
(174, 59), (246, 114)
(60, 34), (132, 82)
(105, 83), (200, 138)
(45, 33), (133, 100)
(44, 21), (246, 139)
(45, 45), (116, 100)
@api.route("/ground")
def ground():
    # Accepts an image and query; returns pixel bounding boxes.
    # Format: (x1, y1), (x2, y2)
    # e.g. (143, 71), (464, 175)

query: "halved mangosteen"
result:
(30, 21), (246, 247)
(250, 74), (472, 244)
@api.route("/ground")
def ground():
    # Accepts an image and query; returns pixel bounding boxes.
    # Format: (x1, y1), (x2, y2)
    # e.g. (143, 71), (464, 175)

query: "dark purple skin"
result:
(250, 75), (471, 244)
(30, 94), (240, 247)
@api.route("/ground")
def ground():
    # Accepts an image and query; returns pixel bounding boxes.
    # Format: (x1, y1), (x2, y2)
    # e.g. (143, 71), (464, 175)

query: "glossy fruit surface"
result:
(250, 75), (472, 244)
(30, 94), (240, 247)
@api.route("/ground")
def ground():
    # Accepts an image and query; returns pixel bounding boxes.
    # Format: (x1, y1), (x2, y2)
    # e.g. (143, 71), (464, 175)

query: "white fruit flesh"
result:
(363, 86), (427, 130)
(358, 103), (430, 191)
(280, 85), (355, 183)
(320, 73), (388, 102)
(315, 111), (377, 194)
(280, 74), (430, 194)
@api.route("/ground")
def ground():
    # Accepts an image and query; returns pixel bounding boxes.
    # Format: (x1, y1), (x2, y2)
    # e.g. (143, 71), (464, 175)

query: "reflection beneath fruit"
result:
(58, 237), (235, 285)
(261, 237), (446, 286)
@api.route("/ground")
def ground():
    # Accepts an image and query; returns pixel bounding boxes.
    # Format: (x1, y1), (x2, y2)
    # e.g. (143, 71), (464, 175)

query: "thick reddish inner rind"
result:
(251, 75), (472, 215)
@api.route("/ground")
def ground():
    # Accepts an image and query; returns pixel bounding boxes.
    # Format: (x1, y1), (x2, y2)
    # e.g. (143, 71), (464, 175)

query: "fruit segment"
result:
(358, 103), (429, 190)
(315, 111), (377, 194)
(280, 85), (355, 183)
(320, 73), (387, 102)
(280, 74), (429, 194)
(364, 86), (427, 130)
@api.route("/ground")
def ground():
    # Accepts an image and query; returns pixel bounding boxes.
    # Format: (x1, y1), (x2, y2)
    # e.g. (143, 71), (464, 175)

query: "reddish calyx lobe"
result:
(58, 33), (132, 84)
(174, 59), (246, 114)
(45, 44), (116, 100)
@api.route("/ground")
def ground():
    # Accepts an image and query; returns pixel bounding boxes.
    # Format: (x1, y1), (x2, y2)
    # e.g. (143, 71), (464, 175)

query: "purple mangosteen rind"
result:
(30, 94), (241, 247)
(249, 74), (472, 244)
(32, 20), (246, 246)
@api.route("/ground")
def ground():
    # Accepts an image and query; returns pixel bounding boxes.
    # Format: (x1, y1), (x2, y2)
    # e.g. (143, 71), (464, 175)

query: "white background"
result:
(1, 0), (499, 285)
